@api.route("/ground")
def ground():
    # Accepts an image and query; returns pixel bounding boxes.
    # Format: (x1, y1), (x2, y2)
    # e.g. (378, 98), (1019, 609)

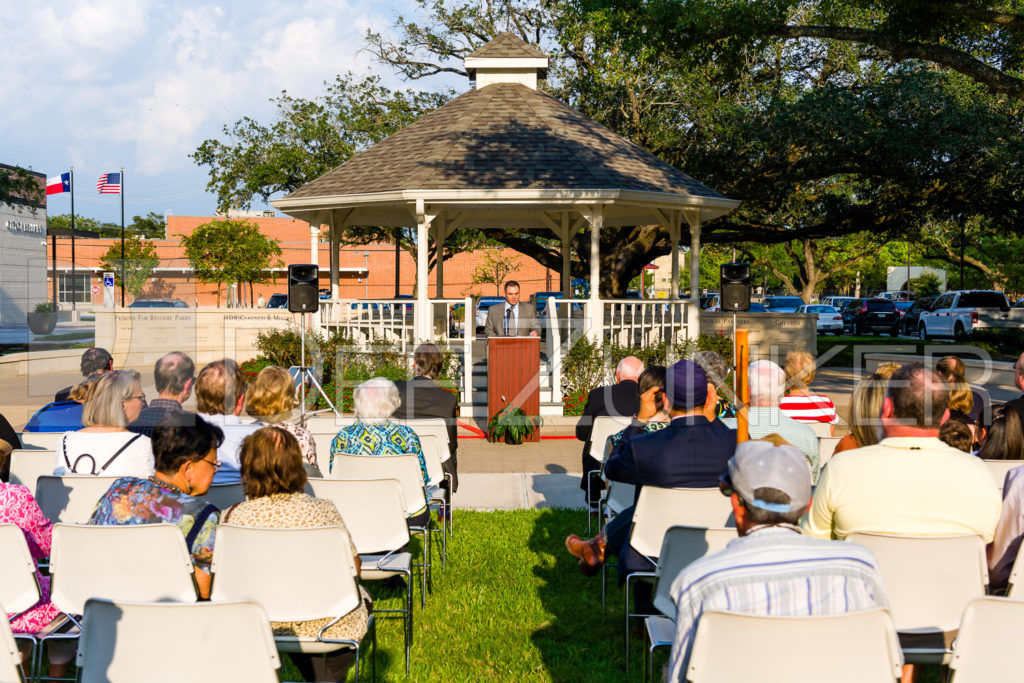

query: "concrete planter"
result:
(26, 312), (57, 335)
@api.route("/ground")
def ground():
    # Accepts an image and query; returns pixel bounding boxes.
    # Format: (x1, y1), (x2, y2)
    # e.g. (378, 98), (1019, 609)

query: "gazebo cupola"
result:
(464, 32), (549, 89)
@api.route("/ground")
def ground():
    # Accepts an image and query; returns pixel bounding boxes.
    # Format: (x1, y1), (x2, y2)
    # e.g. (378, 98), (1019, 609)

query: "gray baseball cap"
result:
(721, 440), (812, 514)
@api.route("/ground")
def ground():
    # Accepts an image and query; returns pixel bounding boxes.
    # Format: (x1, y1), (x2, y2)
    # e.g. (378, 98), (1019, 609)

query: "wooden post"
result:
(735, 328), (750, 443)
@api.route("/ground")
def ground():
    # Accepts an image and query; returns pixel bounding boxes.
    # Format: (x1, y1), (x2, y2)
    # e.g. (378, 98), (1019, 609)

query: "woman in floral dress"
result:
(0, 460), (74, 676)
(225, 426), (371, 682)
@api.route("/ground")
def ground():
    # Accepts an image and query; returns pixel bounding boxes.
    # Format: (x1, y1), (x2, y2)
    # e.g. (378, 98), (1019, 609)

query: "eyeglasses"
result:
(717, 473), (735, 498)
(197, 458), (221, 471)
(124, 394), (147, 405)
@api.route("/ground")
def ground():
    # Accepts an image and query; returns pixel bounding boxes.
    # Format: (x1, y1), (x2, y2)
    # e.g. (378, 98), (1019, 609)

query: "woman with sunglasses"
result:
(53, 369), (154, 478)
(89, 413), (224, 598)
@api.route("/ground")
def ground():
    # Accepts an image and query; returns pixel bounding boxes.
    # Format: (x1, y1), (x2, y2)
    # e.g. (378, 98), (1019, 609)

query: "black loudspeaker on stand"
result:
(288, 264), (319, 313)
(720, 262), (751, 312)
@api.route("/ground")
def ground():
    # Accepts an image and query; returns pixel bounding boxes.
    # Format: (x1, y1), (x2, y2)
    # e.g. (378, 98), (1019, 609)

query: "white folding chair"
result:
(586, 416), (634, 530)
(623, 487), (735, 677)
(686, 609), (903, 682)
(17, 433), (61, 451)
(846, 532), (988, 664)
(34, 476), (120, 524)
(417, 433), (451, 564)
(210, 525), (374, 682)
(330, 453), (433, 605)
(38, 523), (200, 678)
(818, 436), (841, 470)
(307, 477), (414, 673)
(984, 460), (1024, 488)
(599, 480), (637, 611)
(1006, 546), (1024, 598)
(644, 526), (736, 681)
(393, 418), (451, 454)
(201, 482), (245, 511)
(0, 524), (43, 671)
(8, 450), (56, 494)
(948, 596), (1024, 682)
(0, 605), (25, 683)
(77, 599), (279, 683)
(300, 415), (357, 432)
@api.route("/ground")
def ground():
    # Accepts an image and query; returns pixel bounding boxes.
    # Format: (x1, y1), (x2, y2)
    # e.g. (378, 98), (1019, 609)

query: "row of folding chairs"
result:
(1, 522), (375, 682)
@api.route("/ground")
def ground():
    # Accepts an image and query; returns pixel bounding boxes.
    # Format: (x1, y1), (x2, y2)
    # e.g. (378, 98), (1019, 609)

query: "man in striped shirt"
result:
(666, 440), (890, 682)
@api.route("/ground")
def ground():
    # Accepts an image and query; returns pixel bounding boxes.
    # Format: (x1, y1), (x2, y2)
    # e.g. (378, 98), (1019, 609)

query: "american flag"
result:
(96, 172), (121, 194)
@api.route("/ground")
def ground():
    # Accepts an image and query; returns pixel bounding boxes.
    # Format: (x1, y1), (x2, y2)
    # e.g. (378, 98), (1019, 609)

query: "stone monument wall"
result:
(700, 312), (817, 363)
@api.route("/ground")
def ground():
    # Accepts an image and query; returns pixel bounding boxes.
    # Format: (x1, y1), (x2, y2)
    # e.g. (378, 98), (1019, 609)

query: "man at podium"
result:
(484, 280), (540, 337)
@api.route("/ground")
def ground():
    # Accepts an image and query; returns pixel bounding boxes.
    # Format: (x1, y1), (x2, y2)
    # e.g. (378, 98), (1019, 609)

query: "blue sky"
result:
(1, 0), (460, 224)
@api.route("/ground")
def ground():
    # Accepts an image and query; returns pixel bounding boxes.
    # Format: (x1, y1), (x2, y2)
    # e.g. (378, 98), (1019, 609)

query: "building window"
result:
(58, 273), (91, 304)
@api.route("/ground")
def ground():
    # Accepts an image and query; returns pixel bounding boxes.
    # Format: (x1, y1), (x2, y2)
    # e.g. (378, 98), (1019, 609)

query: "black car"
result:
(129, 299), (189, 308)
(899, 296), (937, 335)
(846, 298), (901, 336)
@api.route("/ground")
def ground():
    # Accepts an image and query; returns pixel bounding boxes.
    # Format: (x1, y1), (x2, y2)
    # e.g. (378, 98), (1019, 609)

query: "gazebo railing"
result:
(319, 298), (415, 353)
(602, 299), (692, 348)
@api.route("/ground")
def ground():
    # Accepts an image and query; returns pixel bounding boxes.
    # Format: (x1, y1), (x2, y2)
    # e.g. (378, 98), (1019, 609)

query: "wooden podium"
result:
(487, 337), (541, 442)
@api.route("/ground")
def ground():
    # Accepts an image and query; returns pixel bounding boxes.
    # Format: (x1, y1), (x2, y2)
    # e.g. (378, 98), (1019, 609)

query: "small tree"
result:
(470, 251), (521, 296)
(179, 219), (281, 306)
(909, 272), (943, 298)
(99, 235), (159, 298)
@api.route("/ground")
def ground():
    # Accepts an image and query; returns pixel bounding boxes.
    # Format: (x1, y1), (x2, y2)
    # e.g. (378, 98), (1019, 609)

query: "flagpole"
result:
(120, 166), (125, 306)
(70, 167), (76, 313)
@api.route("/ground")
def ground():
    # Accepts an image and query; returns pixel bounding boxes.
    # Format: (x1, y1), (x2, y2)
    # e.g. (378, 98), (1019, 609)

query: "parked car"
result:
(795, 304), (844, 335)
(917, 290), (1011, 340)
(821, 296), (857, 310)
(845, 298), (901, 336)
(899, 296), (937, 335)
(748, 302), (767, 312)
(762, 296), (806, 313)
(474, 296), (507, 334)
(129, 299), (189, 308)
(700, 293), (721, 310)
(894, 301), (913, 316)
(266, 293), (288, 309)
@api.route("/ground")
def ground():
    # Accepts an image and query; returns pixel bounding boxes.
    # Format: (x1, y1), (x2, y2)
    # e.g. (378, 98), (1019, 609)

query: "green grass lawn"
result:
(283, 509), (943, 682)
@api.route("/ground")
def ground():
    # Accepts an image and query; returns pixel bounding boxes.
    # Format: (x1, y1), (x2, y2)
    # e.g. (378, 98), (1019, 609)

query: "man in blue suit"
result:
(565, 359), (737, 578)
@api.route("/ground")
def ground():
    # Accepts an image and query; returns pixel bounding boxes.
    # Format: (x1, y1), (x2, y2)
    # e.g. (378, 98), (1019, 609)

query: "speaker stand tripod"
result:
(293, 311), (339, 421)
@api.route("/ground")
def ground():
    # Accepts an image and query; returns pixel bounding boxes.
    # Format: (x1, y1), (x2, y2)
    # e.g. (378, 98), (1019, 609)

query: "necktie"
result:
(505, 306), (514, 336)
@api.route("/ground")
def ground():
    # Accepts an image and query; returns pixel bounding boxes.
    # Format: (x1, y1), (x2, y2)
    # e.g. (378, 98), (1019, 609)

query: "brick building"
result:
(45, 214), (560, 309)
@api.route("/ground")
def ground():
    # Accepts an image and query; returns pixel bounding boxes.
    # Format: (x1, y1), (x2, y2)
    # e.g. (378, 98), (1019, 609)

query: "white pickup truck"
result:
(917, 290), (1013, 340)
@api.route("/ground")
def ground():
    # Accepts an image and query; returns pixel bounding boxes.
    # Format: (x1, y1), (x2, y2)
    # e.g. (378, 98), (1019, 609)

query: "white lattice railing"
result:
(602, 299), (693, 347)
(318, 298), (415, 352)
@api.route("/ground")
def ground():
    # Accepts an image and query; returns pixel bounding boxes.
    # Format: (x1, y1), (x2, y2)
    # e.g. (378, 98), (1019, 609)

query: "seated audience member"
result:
(989, 463), (1024, 590)
(565, 359), (735, 580)
(724, 360), (819, 480)
(54, 369), (154, 478)
(89, 414), (224, 598)
(129, 351), (195, 437)
(939, 417), (974, 454)
(875, 362), (902, 379)
(53, 347), (113, 402)
(803, 363), (1001, 541)
(23, 375), (101, 434)
(606, 365), (669, 448)
(196, 359), (258, 485)
(665, 440), (889, 683)
(692, 350), (735, 420)
(0, 411), (21, 482)
(779, 350), (838, 430)
(330, 377), (427, 486)
(575, 356), (643, 503)
(393, 343), (460, 492)
(833, 373), (887, 455)
(937, 355), (990, 425)
(224, 427), (371, 681)
(0, 450), (74, 675)
(1003, 351), (1024, 426)
(977, 405), (1024, 461)
(245, 366), (319, 476)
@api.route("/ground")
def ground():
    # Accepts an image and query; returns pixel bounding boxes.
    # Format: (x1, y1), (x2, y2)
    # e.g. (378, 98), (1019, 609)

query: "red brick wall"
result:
(47, 215), (561, 306)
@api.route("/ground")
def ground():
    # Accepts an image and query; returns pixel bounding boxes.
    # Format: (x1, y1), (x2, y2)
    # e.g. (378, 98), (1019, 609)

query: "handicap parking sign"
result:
(104, 276), (114, 287)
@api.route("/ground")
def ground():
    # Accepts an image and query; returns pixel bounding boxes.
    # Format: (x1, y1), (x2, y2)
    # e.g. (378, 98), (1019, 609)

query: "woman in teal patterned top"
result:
(89, 413), (224, 598)
(330, 377), (427, 484)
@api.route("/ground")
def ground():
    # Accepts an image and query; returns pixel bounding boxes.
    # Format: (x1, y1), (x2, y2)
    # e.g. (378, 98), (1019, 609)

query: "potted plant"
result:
(27, 302), (57, 335)
(487, 404), (543, 445)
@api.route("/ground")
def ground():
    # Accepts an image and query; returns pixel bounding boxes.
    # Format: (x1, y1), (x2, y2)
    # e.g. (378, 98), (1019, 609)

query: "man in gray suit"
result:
(484, 280), (541, 337)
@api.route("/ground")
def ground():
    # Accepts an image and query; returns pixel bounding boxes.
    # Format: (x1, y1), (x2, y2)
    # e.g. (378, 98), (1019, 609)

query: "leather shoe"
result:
(565, 534), (605, 574)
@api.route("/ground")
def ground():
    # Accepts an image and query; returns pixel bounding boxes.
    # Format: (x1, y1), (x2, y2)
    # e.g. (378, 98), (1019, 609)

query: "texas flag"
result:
(46, 172), (71, 195)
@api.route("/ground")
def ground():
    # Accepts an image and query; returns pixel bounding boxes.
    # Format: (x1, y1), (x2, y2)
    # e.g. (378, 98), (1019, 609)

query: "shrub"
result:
(561, 336), (608, 398)
(563, 389), (589, 416)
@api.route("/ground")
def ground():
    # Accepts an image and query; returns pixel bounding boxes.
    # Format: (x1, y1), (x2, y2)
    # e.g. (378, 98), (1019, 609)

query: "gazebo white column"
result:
(684, 209), (702, 337)
(561, 213), (572, 297)
(582, 206), (604, 338)
(433, 214), (447, 299)
(414, 199), (433, 341)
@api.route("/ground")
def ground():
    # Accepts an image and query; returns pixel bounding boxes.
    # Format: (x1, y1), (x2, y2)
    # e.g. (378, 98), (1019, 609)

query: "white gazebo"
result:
(272, 33), (739, 412)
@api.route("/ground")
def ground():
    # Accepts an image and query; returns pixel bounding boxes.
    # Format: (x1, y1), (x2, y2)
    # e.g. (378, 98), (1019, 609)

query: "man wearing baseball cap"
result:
(665, 440), (891, 683)
(566, 359), (736, 582)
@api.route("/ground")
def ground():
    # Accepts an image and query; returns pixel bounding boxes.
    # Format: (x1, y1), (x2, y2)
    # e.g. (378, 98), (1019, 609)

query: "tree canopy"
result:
(99, 235), (160, 298)
(178, 219), (282, 306)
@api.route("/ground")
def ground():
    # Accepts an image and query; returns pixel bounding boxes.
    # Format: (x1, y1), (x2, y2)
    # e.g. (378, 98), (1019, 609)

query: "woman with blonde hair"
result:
(245, 365), (318, 475)
(936, 355), (987, 425)
(779, 350), (838, 430)
(54, 369), (153, 477)
(833, 372), (887, 454)
(225, 427), (371, 682)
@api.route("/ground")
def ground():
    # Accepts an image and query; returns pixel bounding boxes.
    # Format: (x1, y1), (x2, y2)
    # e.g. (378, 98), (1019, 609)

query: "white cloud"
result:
(35, 0), (149, 53)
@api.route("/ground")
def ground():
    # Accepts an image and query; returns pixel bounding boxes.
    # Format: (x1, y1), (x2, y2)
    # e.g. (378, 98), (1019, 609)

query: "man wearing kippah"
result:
(566, 359), (736, 584)
(665, 440), (891, 683)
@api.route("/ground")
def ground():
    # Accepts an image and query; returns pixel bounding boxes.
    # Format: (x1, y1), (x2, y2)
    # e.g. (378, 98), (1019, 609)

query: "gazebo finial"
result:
(464, 32), (549, 90)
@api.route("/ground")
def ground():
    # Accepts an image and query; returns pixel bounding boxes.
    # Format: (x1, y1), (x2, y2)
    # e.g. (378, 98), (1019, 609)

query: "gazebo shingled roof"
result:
(465, 31), (548, 59)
